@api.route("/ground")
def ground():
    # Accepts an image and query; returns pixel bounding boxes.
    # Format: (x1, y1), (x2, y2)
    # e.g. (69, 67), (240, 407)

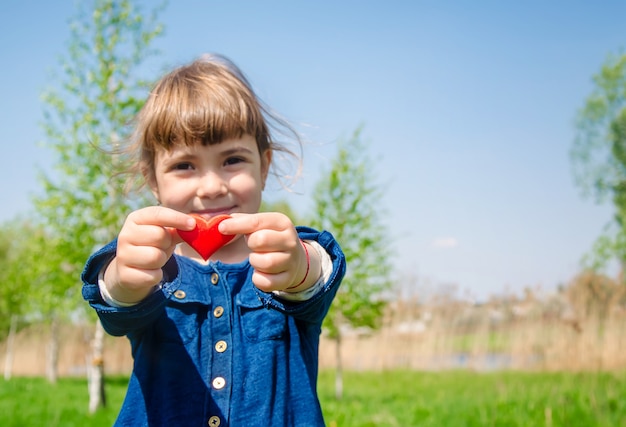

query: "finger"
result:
(246, 229), (298, 253)
(219, 212), (292, 236)
(120, 222), (173, 248)
(118, 265), (164, 290)
(129, 206), (196, 231)
(251, 270), (292, 292)
(248, 251), (292, 275)
(121, 245), (172, 271)
(166, 226), (187, 246)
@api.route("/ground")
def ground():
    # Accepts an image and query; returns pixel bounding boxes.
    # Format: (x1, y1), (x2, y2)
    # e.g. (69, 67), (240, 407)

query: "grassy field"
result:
(1, 370), (625, 426)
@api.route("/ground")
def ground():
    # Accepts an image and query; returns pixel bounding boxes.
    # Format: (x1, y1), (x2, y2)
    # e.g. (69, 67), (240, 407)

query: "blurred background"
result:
(3, 0), (624, 300)
(2, 2), (626, 424)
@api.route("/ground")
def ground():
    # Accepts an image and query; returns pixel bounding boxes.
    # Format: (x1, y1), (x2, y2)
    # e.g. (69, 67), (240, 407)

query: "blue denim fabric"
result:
(81, 227), (346, 427)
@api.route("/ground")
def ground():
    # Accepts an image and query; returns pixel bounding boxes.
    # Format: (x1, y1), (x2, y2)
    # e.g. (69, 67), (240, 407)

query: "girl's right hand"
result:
(103, 206), (196, 304)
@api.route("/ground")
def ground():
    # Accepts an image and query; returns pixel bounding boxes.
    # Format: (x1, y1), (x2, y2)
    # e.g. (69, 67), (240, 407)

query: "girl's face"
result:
(150, 134), (271, 257)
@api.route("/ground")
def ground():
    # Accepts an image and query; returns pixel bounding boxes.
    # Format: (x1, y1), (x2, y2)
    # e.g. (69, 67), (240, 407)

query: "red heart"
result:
(176, 214), (235, 260)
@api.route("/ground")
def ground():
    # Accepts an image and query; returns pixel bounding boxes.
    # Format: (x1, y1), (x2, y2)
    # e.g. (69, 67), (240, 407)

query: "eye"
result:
(173, 162), (194, 171)
(224, 156), (245, 166)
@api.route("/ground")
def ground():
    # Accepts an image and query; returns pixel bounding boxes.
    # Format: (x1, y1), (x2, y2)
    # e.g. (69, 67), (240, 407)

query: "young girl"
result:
(81, 54), (346, 426)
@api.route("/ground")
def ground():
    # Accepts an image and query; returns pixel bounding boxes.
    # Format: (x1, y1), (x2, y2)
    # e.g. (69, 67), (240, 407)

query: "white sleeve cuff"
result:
(97, 264), (139, 308)
(272, 240), (333, 302)
(97, 262), (161, 308)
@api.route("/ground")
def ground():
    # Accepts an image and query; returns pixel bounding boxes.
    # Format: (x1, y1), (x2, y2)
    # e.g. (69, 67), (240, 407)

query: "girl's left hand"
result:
(219, 212), (310, 292)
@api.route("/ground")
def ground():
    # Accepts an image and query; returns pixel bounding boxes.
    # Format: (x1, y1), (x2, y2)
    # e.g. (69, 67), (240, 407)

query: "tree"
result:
(309, 127), (393, 399)
(571, 51), (626, 275)
(0, 220), (40, 379)
(0, 219), (68, 380)
(0, 222), (22, 342)
(0, 224), (19, 381)
(34, 0), (164, 410)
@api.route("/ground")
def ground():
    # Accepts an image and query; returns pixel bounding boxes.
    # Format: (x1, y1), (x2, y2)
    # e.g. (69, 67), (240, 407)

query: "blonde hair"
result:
(127, 54), (301, 190)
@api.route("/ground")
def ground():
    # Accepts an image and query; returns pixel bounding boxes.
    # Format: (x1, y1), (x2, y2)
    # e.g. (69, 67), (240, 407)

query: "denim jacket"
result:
(81, 227), (346, 427)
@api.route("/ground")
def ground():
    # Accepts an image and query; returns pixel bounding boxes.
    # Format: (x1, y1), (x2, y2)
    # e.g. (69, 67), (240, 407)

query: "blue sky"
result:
(1, 1), (624, 300)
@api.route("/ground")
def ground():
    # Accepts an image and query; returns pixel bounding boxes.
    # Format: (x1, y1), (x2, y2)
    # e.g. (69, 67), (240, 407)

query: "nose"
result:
(197, 170), (227, 199)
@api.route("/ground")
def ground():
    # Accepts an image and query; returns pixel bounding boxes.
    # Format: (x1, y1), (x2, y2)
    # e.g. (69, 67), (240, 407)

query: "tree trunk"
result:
(3, 314), (18, 380)
(334, 330), (343, 400)
(88, 318), (106, 413)
(46, 315), (59, 384)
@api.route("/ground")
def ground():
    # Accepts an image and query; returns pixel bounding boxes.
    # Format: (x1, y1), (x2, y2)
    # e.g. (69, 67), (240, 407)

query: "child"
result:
(81, 54), (346, 427)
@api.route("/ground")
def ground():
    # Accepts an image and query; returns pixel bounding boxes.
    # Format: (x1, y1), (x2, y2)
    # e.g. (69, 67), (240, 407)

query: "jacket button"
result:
(208, 415), (221, 426)
(213, 306), (224, 318)
(215, 340), (227, 353)
(210, 273), (219, 285)
(212, 376), (226, 389)
(174, 290), (186, 299)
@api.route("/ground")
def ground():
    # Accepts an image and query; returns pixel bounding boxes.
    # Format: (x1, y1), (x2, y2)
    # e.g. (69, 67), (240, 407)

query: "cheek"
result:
(156, 177), (196, 207)
(230, 173), (264, 202)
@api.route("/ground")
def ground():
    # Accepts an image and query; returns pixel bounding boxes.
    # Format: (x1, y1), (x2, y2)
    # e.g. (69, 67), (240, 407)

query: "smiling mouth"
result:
(193, 207), (235, 218)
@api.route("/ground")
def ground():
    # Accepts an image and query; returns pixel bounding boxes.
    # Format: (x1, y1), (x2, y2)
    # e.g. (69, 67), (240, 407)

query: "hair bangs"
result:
(140, 61), (269, 153)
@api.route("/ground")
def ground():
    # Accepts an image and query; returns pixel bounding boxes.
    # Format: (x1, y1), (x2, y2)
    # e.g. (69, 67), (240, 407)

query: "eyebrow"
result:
(219, 146), (256, 157)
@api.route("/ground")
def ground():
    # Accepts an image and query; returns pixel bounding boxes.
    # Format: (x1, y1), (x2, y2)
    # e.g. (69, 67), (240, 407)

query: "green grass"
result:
(1, 370), (625, 426)
(0, 376), (127, 427)
(319, 370), (626, 427)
